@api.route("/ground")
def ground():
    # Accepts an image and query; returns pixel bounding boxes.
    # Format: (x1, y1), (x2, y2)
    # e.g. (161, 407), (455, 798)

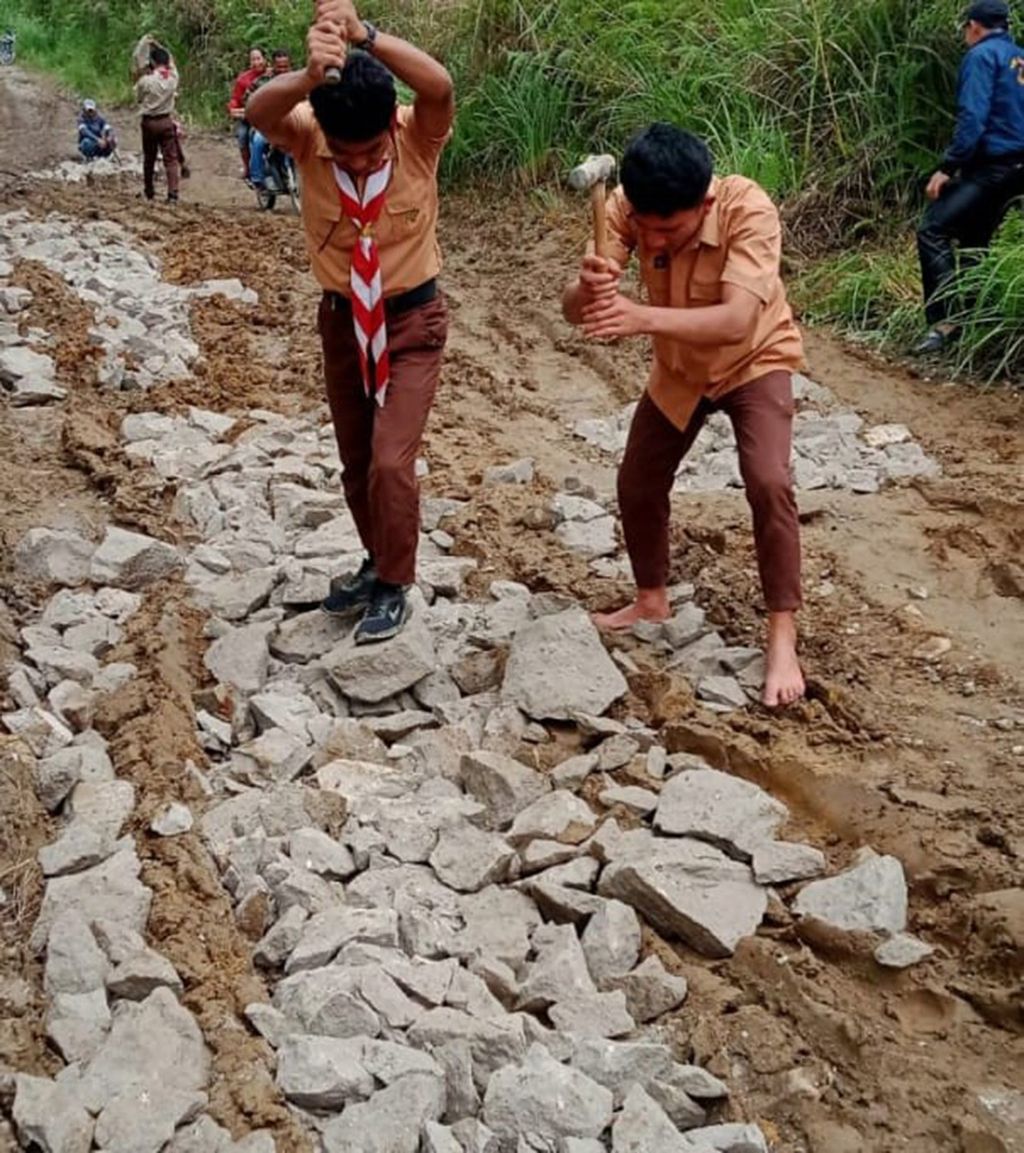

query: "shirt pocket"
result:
(379, 200), (423, 244)
(642, 253), (672, 307)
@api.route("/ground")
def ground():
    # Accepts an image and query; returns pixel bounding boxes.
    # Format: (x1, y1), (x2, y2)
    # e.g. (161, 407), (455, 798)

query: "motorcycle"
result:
(256, 146), (300, 214)
(0, 30), (16, 65)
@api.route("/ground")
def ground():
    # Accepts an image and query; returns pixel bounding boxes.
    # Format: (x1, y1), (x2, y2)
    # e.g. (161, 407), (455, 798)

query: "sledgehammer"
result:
(568, 154), (616, 260)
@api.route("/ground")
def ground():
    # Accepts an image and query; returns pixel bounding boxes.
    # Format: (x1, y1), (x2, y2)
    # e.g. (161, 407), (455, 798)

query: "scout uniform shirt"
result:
(275, 103), (447, 298)
(605, 175), (804, 431)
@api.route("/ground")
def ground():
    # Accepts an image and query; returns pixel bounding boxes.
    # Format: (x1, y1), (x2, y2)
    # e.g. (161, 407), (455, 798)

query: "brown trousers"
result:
(319, 293), (448, 586)
(618, 370), (802, 612)
(141, 115), (180, 200)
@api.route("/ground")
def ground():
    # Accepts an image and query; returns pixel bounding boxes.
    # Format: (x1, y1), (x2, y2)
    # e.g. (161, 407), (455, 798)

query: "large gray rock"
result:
(598, 833), (765, 958)
(612, 1083), (691, 1151)
(326, 604), (436, 703)
(31, 847), (152, 954)
(34, 743), (113, 816)
(203, 621), (274, 694)
(517, 923), (596, 1011)
(14, 528), (95, 587)
(43, 910), (110, 995)
(12, 1074), (94, 1153)
(46, 988), (111, 1062)
(507, 790), (596, 847)
(548, 989), (635, 1038)
(89, 526), (182, 589)
(271, 608), (351, 663)
(274, 967), (381, 1037)
(290, 827), (357, 880)
(422, 1122), (463, 1153)
(606, 955), (688, 1023)
(407, 1007), (529, 1084)
(285, 907), (399, 973)
(460, 750), (551, 830)
(430, 823), (516, 893)
(482, 1043), (614, 1143)
(77, 988), (210, 1148)
(654, 769), (787, 861)
(581, 899), (642, 983)
(321, 1072), (445, 1153)
(502, 608), (627, 721)
(793, 854), (908, 933)
(275, 1035), (375, 1109)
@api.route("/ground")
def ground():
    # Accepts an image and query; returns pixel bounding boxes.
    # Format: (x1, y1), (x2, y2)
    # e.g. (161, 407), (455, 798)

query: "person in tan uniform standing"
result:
(248, 0), (452, 643)
(563, 124), (805, 707)
(131, 35), (181, 203)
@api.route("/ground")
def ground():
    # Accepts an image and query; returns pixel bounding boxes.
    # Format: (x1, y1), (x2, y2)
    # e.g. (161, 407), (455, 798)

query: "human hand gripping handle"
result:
(315, 0), (361, 83)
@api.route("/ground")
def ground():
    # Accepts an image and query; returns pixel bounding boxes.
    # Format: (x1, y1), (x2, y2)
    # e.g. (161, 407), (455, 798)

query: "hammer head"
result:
(568, 153), (616, 192)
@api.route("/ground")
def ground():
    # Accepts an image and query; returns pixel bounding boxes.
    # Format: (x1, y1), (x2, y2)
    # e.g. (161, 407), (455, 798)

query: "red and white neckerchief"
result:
(332, 159), (393, 405)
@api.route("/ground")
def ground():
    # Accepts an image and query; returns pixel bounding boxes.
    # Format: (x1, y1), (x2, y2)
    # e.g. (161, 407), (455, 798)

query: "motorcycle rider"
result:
(248, 49), (294, 190)
(228, 47), (268, 179)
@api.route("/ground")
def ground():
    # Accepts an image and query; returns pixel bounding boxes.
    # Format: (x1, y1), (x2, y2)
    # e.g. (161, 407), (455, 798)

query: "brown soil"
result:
(1, 65), (1023, 1152)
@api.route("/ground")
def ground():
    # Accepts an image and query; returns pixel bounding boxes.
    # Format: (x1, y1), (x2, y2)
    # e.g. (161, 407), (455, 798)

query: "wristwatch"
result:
(358, 21), (379, 52)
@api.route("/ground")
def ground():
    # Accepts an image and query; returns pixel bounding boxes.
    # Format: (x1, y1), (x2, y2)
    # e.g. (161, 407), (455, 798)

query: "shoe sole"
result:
(320, 600), (369, 620)
(354, 604), (410, 646)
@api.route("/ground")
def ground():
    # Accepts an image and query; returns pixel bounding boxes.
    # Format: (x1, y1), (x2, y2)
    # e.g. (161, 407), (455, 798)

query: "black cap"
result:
(963, 0), (1010, 27)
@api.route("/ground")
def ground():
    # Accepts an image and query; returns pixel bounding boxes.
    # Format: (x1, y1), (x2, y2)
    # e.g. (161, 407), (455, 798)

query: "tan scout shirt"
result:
(135, 64), (179, 118)
(276, 103), (447, 297)
(605, 175), (804, 431)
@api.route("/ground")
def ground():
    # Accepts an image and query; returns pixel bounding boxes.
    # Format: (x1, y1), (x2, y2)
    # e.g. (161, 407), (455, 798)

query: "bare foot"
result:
(593, 587), (671, 632)
(763, 611), (805, 707)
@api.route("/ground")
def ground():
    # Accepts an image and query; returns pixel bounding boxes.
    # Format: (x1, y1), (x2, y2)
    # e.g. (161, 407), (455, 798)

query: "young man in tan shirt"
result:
(131, 35), (181, 203)
(248, 0), (453, 644)
(563, 124), (805, 707)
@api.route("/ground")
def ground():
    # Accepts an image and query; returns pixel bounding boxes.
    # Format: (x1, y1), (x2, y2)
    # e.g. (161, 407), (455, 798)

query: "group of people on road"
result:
(69, 0), (1024, 710)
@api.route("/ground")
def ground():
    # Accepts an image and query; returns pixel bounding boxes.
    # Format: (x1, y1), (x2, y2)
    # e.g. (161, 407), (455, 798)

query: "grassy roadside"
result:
(4, 0), (1024, 382)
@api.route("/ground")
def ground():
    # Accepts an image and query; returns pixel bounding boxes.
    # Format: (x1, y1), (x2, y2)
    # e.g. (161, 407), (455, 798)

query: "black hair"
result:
(272, 48), (290, 60)
(309, 51), (396, 143)
(150, 45), (170, 67)
(620, 122), (713, 216)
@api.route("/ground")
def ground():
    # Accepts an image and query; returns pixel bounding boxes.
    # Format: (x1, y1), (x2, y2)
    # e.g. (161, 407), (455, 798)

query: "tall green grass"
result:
(5, 0), (1024, 380)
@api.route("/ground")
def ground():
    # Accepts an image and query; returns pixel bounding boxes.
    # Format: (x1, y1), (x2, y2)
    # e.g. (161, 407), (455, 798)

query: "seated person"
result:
(78, 99), (116, 159)
(248, 48), (294, 188)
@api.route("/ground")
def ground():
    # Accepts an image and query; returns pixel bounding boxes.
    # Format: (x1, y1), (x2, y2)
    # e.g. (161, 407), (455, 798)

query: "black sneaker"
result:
(321, 556), (377, 618)
(355, 581), (409, 645)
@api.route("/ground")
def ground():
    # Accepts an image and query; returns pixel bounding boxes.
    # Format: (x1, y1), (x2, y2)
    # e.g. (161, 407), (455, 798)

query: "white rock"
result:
(599, 833), (766, 958)
(46, 988), (111, 1062)
(551, 753), (599, 791)
(508, 790), (596, 847)
(89, 526), (182, 589)
(548, 988), (635, 1037)
(606, 955), (687, 1023)
(482, 1043), (614, 1143)
(430, 823), (516, 892)
(517, 923), (596, 1011)
(686, 1123), (770, 1152)
(12, 1075), (95, 1153)
(483, 458), (534, 485)
(654, 768), (788, 861)
(752, 841), (826, 884)
(44, 911), (110, 995)
(612, 1083), (691, 1151)
(14, 528), (94, 587)
(289, 827), (357, 880)
(599, 785), (659, 815)
(3, 706), (74, 757)
(150, 802), (193, 837)
(460, 750), (551, 830)
(285, 908), (399, 973)
(581, 899), (642, 983)
(793, 854), (908, 933)
(275, 1035), (375, 1109)
(321, 1072), (446, 1153)
(204, 620), (274, 694)
(874, 932), (934, 969)
(502, 608), (627, 721)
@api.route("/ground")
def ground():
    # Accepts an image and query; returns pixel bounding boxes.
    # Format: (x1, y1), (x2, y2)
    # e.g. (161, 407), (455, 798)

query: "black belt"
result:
(141, 113), (172, 120)
(325, 278), (437, 316)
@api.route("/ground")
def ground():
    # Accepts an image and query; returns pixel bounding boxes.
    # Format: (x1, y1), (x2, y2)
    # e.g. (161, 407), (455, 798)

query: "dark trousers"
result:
(141, 115), (180, 200)
(917, 160), (1024, 325)
(319, 293), (448, 586)
(618, 371), (802, 613)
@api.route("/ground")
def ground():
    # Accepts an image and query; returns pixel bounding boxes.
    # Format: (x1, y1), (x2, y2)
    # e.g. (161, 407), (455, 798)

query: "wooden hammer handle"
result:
(590, 182), (608, 260)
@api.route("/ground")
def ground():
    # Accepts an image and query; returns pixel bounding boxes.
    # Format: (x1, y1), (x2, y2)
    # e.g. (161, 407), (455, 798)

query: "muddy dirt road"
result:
(1, 67), (1022, 1153)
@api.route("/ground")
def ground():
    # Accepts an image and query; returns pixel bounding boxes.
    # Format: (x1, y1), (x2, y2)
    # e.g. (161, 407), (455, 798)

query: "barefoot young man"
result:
(562, 124), (805, 706)
(247, 1), (453, 644)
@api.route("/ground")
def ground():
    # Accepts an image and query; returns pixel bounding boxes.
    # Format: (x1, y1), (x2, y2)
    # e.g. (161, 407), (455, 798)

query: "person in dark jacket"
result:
(916, 0), (1024, 353)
